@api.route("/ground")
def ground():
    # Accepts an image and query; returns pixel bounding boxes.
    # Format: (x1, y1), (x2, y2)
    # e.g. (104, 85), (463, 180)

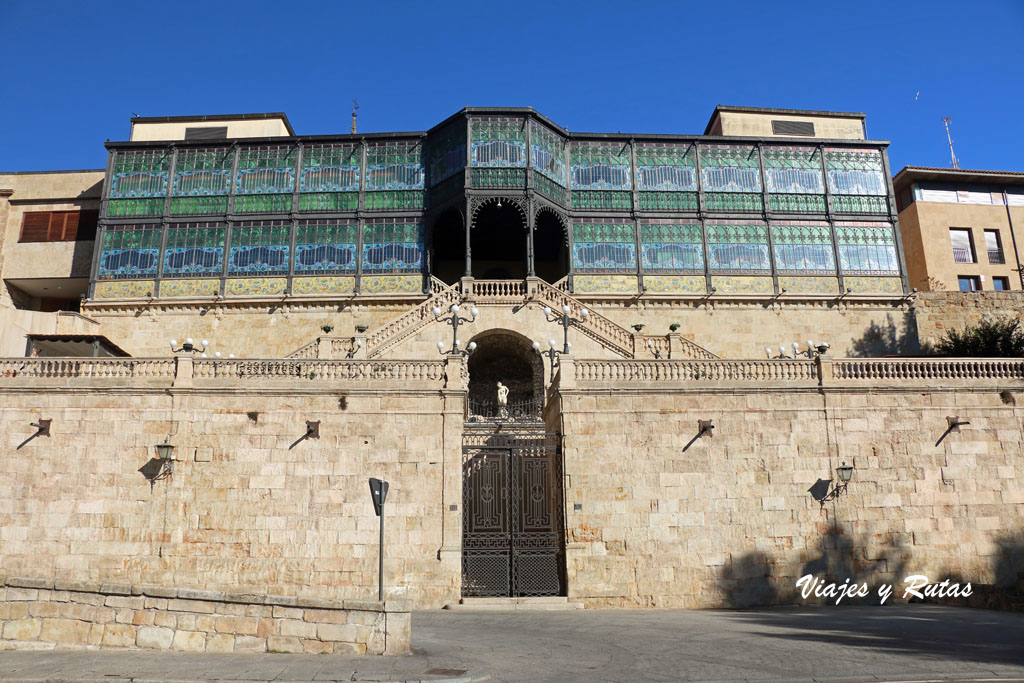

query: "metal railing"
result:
(466, 397), (540, 421)
(952, 247), (975, 264)
(988, 249), (1006, 264)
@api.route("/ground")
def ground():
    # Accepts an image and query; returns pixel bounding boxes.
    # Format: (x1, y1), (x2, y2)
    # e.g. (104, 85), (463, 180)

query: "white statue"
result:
(496, 381), (509, 406)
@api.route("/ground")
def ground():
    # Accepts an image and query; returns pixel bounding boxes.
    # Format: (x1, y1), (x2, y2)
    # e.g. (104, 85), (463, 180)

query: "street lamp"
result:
(533, 338), (570, 366)
(170, 338), (208, 354)
(154, 439), (175, 478)
(543, 304), (588, 354)
(434, 304), (478, 355)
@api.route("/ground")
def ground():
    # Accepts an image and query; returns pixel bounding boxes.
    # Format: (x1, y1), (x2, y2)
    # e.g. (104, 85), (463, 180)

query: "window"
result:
(958, 276), (981, 291)
(20, 210), (98, 242)
(184, 126), (227, 140)
(984, 230), (1005, 264)
(949, 228), (975, 263)
(993, 277), (1010, 291)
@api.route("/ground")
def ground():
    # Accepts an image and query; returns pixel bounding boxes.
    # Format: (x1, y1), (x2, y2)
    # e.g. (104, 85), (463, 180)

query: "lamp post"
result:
(543, 304), (588, 354)
(434, 303), (478, 355)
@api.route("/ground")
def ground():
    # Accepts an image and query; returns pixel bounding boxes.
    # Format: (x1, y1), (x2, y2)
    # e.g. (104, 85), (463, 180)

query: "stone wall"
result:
(3, 354), (1023, 611)
(554, 358), (1024, 608)
(914, 290), (1024, 349)
(0, 576), (409, 654)
(0, 360), (465, 609)
(78, 295), (919, 361)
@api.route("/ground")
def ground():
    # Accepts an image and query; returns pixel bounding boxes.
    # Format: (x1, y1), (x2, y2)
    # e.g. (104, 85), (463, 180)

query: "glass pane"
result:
(571, 142), (632, 190)
(163, 223), (226, 276)
(571, 220), (636, 272)
(700, 145), (761, 193)
(706, 223), (770, 273)
(295, 221), (357, 274)
(471, 117), (526, 168)
(98, 225), (162, 279)
(301, 144), (360, 192)
(950, 229), (974, 263)
(361, 220), (423, 272)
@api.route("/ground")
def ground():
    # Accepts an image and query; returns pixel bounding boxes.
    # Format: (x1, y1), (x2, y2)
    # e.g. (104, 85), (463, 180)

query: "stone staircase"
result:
(522, 278), (718, 360)
(285, 276), (718, 361)
(364, 278), (461, 358)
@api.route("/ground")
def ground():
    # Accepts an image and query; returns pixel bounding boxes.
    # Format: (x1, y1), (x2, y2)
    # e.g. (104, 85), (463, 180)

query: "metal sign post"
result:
(368, 478), (389, 601)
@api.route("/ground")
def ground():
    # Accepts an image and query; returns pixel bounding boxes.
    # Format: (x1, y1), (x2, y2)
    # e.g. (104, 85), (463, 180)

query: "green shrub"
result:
(933, 319), (1024, 357)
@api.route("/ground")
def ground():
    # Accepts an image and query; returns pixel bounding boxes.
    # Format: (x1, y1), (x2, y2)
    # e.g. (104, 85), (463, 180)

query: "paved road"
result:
(0, 605), (1022, 682)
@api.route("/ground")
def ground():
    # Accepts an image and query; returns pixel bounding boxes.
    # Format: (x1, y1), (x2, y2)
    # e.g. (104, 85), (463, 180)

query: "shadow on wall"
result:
(994, 533), (1024, 589)
(719, 525), (912, 608)
(849, 310), (923, 357)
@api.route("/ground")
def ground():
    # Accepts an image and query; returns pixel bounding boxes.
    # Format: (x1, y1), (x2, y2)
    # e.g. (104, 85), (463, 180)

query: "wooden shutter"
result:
(21, 212), (51, 242)
(51, 212), (78, 241)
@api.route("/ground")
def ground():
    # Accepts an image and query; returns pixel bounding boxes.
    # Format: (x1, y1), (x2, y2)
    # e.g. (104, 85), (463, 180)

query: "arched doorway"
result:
(431, 207), (465, 285)
(470, 199), (528, 280)
(465, 330), (544, 420)
(534, 208), (569, 284)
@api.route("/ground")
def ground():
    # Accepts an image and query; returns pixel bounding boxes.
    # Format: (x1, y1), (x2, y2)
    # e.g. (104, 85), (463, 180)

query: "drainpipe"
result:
(1004, 191), (1024, 290)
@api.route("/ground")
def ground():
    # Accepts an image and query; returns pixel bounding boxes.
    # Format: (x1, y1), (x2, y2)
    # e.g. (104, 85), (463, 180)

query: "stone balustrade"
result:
(0, 358), (175, 380)
(0, 576), (409, 655)
(0, 357), (446, 388)
(558, 356), (1024, 387)
(833, 358), (1024, 382)
(465, 279), (527, 301)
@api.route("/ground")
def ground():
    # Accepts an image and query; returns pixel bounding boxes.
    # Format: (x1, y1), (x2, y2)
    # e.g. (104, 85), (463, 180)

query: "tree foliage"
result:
(933, 319), (1024, 357)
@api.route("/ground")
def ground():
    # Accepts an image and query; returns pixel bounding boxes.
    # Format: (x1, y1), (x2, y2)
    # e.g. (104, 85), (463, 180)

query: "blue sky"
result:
(2, 0), (1022, 174)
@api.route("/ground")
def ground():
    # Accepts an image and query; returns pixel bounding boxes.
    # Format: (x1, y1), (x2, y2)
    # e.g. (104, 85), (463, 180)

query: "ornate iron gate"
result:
(462, 429), (564, 597)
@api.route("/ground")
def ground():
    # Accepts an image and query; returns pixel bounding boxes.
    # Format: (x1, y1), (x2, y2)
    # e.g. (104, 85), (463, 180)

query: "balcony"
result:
(952, 247), (975, 264)
(988, 249), (1006, 264)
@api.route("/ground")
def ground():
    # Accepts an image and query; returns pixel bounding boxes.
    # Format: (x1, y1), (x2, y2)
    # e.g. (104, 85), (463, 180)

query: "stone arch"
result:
(468, 198), (529, 280)
(470, 195), (529, 229)
(465, 328), (545, 415)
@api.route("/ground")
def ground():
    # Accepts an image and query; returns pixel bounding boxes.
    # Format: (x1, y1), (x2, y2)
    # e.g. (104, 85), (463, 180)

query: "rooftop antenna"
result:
(351, 99), (359, 135)
(943, 117), (959, 169)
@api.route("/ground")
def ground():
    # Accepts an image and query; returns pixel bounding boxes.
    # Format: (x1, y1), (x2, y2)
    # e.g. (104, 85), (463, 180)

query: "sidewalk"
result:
(1, 605), (1022, 682)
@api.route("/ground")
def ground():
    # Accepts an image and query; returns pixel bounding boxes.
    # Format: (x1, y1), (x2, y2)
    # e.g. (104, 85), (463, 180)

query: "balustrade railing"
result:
(1, 356), (1020, 388)
(469, 279), (526, 300)
(365, 281), (462, 357)
(573, 359), (817, 383)
(192, 359), (445, 383)
(834, 358), (1024, 381)
(0, 358), (175, 379)
(532, 279), (635, 357)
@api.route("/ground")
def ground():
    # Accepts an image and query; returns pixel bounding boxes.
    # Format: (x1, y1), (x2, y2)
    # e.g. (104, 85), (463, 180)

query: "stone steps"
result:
(443, 597), (584, 611)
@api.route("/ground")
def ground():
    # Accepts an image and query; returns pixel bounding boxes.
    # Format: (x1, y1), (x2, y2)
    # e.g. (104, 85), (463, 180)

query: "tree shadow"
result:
(994, 534), (1024, 590)
(719, 525), (911, 609)
(720, 551), (778, 608)
(849, 310), (924, 357)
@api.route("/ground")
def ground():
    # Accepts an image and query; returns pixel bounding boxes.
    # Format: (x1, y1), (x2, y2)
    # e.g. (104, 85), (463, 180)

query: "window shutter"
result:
(21, 212), (51, 242)
(61, 211), (80, 241)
